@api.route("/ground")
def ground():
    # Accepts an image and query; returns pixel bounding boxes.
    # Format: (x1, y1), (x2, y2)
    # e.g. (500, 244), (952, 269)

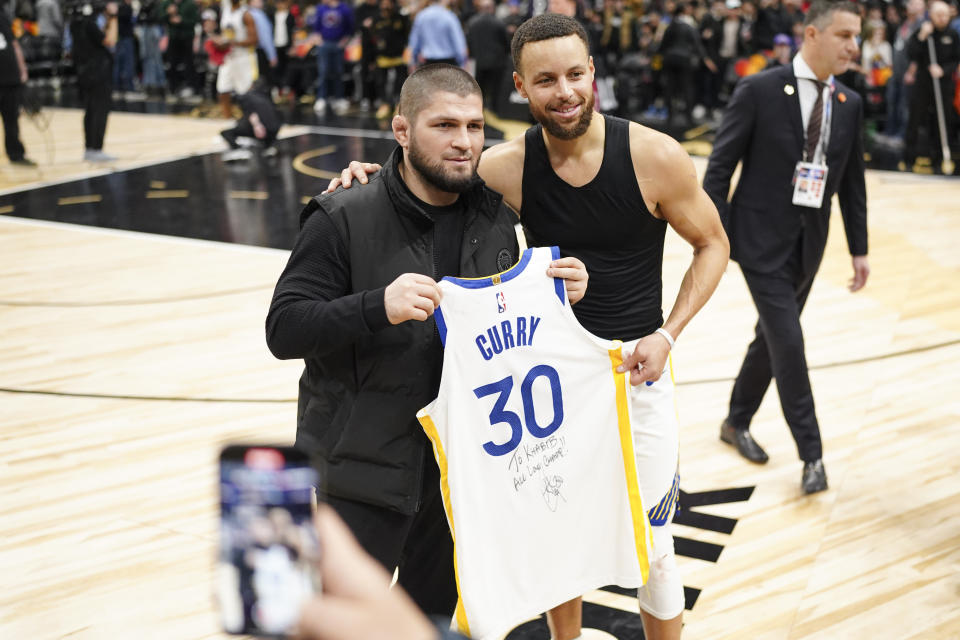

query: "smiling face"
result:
(513, 35), (595, 141)
(394, 91), (485, 195)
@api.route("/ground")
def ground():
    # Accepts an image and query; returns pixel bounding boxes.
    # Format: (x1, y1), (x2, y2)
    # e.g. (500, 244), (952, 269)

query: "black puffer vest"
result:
(297, 147), (519, 514)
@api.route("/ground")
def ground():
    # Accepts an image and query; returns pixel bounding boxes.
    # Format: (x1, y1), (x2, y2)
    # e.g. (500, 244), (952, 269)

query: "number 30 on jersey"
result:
(473, 364), (564, 457)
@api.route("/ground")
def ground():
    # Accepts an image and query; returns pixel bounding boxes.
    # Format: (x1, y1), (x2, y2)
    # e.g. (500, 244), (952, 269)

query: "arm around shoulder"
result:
(477, 138), (525, 213)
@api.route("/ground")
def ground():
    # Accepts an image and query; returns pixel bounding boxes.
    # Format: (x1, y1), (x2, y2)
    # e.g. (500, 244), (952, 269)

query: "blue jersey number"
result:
(473, 364), (564, 457)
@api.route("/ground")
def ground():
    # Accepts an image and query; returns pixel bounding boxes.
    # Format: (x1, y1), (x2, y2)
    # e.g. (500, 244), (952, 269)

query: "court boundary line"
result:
(3, 339), (957, 403)
(0, 284), (275, 307)
(0, 124), (308, 197)
(0, 215), (290, 256)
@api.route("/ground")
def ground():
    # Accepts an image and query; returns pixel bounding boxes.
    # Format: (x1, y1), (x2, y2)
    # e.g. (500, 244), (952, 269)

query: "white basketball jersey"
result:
(417, 246), (653, 640)
(221, 1), (253, 58)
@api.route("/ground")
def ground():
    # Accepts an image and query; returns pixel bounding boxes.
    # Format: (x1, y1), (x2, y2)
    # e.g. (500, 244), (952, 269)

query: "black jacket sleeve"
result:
(265, 205), (391, 360)
(837, 97), (868, 257)
(703, 76), (758, 221)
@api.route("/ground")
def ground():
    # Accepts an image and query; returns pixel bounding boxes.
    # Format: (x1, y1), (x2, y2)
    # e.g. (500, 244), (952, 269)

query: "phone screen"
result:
(217, 445), (320, 637)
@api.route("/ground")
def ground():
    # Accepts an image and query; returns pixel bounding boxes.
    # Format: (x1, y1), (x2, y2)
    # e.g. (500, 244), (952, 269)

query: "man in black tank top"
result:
(501, 16), (728, 640)
(327, 15), (728, 640)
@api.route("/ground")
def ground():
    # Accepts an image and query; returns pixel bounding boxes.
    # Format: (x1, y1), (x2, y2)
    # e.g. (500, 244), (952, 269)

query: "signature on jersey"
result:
(542, 475), (566, 512)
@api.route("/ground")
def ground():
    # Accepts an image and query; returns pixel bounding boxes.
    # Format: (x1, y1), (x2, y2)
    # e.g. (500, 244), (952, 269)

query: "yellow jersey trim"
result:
(417, 410), (471, 636)
(608, 342), (652, 582)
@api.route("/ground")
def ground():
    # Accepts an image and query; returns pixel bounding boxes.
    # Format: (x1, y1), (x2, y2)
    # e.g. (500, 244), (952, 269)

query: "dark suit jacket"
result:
(703, 64), (868, 275)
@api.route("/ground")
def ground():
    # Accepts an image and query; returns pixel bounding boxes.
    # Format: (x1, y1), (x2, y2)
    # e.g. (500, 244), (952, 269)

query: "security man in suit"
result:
(704, 0), (869, 494)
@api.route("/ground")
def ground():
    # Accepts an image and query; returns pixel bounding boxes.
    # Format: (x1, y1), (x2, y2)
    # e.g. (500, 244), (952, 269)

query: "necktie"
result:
(804, 80), (827, 162)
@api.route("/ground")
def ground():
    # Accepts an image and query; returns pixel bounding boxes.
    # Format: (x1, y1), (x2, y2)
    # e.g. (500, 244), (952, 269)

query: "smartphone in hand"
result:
(217, 445), (320, 637)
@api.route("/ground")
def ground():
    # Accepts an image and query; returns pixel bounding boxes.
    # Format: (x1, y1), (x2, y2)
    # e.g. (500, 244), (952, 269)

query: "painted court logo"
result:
(505, 485), (756, 639)
(496, 291), (507, 314)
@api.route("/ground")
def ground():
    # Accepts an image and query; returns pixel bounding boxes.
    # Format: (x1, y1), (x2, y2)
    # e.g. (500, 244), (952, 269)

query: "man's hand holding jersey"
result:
(385, 273), (443, 324)
(546, 257), (587, 305)
(617, 332), (672, 387)
(327, 162), (589, 309)
(384, 256), (588, 326)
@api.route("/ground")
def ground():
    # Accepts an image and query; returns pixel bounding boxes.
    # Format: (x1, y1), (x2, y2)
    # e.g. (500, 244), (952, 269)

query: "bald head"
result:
(930, 0), (951, 29)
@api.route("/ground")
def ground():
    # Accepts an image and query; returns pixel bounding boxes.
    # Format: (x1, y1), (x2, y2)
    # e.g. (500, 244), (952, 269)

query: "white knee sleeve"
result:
(636, 524), (685, 620)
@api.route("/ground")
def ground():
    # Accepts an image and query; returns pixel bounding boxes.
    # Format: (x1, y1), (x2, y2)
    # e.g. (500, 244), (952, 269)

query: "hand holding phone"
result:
(218, 445), (320, 637)
(296, 504), (445, 640)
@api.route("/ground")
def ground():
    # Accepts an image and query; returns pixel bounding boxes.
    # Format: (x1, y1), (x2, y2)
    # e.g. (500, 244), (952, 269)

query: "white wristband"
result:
(655, 327), (675, 350)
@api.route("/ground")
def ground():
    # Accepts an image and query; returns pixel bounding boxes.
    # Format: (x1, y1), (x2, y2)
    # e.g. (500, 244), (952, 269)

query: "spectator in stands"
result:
(201, 8), (226, 101)
(271, 0), (296, 101)
(861, 20), (893, 89)
(500, 0), (525, 37)
(286, 19), (319, 104)
(659, 1), (710, 124)
(738, 0), (757, 54)
(0, 7), (34, 166)
(777, 0), (805, 34)
(356, 0), (380, 111)
(70, 0), (118, 162)
(718, 0), (744, 88)
(35, 0), (63, 49)
(904, 0), (960, 172)
(408, 0), (467, 69)
(752, 0), (780, 51)
(886, 0), (924, 140)
(598, 0), (632, 72)
(113, 0), (136, 94)
(372, 0), (409, 119)
(248, 0), (278, 85)
(466, 0), (509, 110)
(162, 0), (199, 97)
(138, 0), (167, 96)
(699, 0), (727, 115)
(884, 1), (902, 47)
(631, 17), (662, 116)
(312, 0), (355, 116)
(769, 31), (793, 67)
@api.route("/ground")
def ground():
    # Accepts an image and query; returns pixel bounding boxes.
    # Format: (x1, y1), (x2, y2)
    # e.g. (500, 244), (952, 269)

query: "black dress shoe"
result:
(720, 420), (769, 464)
(802, 459), (828, 494)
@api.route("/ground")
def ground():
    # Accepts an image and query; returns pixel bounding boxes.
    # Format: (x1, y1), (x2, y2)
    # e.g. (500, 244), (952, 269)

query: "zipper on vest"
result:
(413, 445), (425, 511)
(431, 227), (441, 344)
(431, 226), (440, 280)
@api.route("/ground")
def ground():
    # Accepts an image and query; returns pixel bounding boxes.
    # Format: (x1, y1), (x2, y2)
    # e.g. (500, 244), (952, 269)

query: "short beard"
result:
(529, 90), (594, 140)
(407, 139), (480, 194)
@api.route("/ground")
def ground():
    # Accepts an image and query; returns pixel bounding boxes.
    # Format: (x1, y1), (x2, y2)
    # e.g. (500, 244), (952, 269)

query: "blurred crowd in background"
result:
(4, 0), (960, 171)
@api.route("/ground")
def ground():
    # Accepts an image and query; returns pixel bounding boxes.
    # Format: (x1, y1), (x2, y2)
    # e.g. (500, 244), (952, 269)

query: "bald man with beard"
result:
(903, 0), (960, 173)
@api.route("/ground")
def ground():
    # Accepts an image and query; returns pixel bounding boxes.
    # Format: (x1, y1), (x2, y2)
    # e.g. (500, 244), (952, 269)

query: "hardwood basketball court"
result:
(1, 108), (958, 640)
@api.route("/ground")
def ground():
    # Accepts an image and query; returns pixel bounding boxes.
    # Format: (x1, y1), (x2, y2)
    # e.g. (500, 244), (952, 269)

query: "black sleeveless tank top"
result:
(520, 115), (667, 341)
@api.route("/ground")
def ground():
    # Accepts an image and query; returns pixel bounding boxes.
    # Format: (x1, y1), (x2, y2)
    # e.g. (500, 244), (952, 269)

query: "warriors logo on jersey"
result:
(417, 246), (653, 640)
